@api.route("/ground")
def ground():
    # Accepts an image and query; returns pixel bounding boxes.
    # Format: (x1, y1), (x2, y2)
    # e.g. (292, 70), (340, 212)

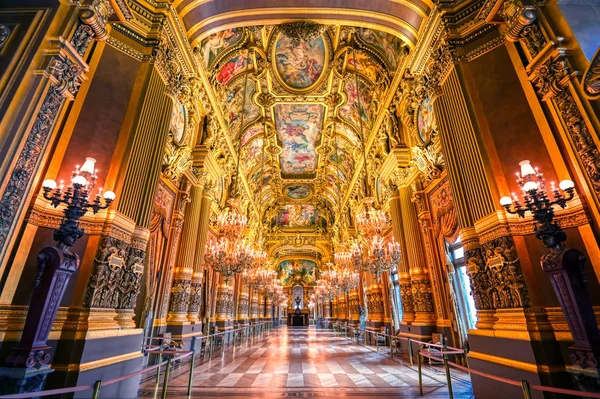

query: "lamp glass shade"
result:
(523, 181), (538, 192)
(80, 157), (96, 174)
(559, 180), (575, 191)
(72, 175), (88, 186)
(499, 196), (513, 206)
(103, 190), (116, 201)
(519, 160), (536, 177)
(42, 179), (57, 190)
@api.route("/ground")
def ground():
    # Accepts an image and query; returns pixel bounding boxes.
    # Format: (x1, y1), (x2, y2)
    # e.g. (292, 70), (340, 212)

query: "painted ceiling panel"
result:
(274, 104), (324, 178)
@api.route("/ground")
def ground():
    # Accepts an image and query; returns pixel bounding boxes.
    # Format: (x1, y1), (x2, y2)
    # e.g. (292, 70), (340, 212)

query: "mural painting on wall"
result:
(336, 124), (361, 148)
(224, 78), (258, 136)
(330, 137), (355, 177)
(340, 79), (373, 129)
(242, 137), (264, 174)
(241, 125), (264, 146)
(417, 97), (436, 144)
(169, 97), (186, 144)
(275, 204), (316, 227)
(216, 53), (253, 85)
(356, 28), (404, 69)
(286, 184), (311, 199)
(200, 28), (244, 68)
(274, 32), (326, 89)
(279, 259), (316, 285)
(427, 178), (459, 241)
(275, 104), (324, 176)
(347, 51), (383, 83)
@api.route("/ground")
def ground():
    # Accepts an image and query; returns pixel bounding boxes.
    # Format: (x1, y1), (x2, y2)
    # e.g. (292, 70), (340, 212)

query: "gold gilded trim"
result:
(468, 351), (564, 374)
(53, 351), (143, 373)
(186, 9), (420, 48)
(180, 3), (427, 28)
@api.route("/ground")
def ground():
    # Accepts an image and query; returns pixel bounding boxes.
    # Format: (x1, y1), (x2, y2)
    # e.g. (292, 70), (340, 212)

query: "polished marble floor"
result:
(140, 326), (473, 398)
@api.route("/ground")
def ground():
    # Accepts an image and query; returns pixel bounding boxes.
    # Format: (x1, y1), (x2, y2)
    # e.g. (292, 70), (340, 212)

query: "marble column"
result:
(215, 282), (233, 329)
(187, 192), (211, 324)
(167, 184), (202, 325)
(250, 290), (259, 322)
(389, 190), (415, 323)
(399, 187), (435, 326)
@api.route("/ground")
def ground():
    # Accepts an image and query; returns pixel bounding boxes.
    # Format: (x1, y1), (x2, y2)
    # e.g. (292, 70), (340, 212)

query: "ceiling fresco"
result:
(275, 104), (324, 177)
(274, 32), (327, 90)
(200, 28), (244, 68)
(274, 204), (317, 227)
(194, 21), (409, 263)
(279, 259), (316, 286)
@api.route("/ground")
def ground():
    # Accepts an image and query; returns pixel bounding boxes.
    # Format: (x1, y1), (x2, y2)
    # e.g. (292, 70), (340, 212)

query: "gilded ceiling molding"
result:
(184, 8), (421, 49)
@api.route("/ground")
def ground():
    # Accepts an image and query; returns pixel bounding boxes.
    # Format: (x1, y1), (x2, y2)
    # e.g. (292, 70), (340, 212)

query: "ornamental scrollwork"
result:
(583, 47), (600, 100)
(169, 279), (192, 313)
(117, 246), (145, 309)
(84, 235), (129, 308)
(481, 236), (530, 309)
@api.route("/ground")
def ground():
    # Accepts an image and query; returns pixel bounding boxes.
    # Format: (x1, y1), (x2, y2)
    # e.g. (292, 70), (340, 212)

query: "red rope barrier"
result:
(0, 383), (94, 398)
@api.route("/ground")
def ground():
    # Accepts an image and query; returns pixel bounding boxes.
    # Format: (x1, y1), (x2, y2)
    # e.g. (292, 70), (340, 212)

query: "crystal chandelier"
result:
(345, 46), (400, 279)
(355, 197), (388, 237)
(333, 250), (359, 292)
(205, 62), (255, 280)
(351, 236), (402, 280)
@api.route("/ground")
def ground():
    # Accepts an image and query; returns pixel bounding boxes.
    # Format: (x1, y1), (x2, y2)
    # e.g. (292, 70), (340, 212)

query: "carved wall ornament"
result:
(583, 47), (600, 100)
(411, 276), (434, 313)
(84, 235), (130, 308)
(0, 24), (11, 49)
(169, 279), (192, 313)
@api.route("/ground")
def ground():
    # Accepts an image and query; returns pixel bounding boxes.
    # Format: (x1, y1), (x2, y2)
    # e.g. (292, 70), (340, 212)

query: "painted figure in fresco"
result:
(347, 52), (381, 83)
(276, 104), (323, 175)
(217, 54), (249, 85)
(201, 28), (241, 67)
(275, 35), (325, 88)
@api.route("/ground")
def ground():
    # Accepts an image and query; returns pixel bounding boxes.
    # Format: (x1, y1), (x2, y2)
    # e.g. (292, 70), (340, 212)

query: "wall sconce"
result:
(499, 160), (575, 248)
(41, 157), (115, 248)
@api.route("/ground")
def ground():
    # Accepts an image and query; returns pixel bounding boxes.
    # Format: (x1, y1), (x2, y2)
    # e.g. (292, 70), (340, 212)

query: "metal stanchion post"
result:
(408, 338), (413, 366)
(521, 380), (532, 399)
(390, 336), (393, 359)
(418, 350), (423, 396)
(209, 337), (213, 359)
(443, 352), (454, 399)
(91, 380), (102, 399)
(376, 333), (379, 352)
(154, 353), (162, 394)
(188, 338), (196, 396)
(161, 357), (171, 399)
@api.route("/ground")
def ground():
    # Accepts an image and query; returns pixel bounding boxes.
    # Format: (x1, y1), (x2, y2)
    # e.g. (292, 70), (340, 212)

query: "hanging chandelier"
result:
(205, 53), (255, 281)
(346, 47), (402, 280)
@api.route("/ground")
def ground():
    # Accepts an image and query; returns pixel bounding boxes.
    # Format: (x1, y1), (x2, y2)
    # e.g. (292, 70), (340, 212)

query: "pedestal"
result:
(0, 366), (53, 396)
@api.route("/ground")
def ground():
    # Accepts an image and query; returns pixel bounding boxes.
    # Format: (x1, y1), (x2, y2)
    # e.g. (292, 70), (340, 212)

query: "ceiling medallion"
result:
(272, 23), (329, 92)
(278, 21), (325, 43)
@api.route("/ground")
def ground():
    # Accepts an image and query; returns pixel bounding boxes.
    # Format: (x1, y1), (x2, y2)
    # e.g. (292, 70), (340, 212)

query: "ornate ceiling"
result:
(192, 22), (410, 264)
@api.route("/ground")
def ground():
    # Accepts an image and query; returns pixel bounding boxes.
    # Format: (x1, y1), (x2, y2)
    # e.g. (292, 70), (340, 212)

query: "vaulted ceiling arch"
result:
(175, 1), (432, 48)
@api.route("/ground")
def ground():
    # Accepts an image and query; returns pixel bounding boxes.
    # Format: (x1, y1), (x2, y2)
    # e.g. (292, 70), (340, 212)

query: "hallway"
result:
(141, 327), (473, 398)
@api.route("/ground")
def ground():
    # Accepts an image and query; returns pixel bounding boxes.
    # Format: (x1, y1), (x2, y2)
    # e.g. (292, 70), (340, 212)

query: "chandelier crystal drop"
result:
(355, 197), (388, 237)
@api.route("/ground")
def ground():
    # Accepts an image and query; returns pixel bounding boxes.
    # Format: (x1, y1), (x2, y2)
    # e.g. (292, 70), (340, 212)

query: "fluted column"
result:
(187, 191), (212, 323)
(389, 190), (415, 323)
(399, 187), (435, 326)
(167, 184), (202, 324)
